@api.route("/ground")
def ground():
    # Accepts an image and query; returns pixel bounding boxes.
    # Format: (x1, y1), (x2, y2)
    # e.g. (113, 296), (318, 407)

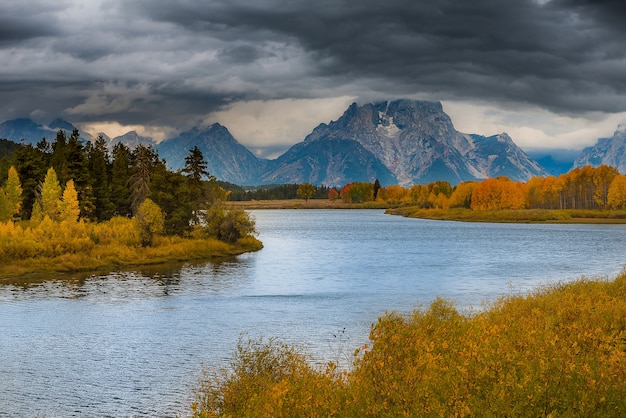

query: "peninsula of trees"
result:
(0, 129), (260, 278)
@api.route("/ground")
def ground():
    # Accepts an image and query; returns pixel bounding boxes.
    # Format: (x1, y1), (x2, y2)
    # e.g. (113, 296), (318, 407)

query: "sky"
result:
(1, 0), (626, 159)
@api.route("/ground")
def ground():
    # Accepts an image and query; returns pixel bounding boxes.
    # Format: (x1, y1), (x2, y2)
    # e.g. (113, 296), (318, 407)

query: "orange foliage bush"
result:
(193, 275), (626, 417)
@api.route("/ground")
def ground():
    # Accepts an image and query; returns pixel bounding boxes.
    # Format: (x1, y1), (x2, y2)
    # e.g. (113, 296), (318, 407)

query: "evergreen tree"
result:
(130, 145), (158, 214)
(150, 165), (193, 235)
(110, 142), (132, 217)
(13, 144), (47, 219)
(373, 179), (381, 200)
(182, 146), (212, 224)
(88, 134), (115, 221)
(65, 129), (95, 218)
(50, 130), (68, 180)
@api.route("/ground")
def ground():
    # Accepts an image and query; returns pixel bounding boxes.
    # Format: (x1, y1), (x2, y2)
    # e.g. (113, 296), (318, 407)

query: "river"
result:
(1, 209), (625, 416)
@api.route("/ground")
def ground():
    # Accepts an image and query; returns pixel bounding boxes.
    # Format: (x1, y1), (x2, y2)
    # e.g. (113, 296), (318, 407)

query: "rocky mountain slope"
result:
(0, 100), (551, 186)
(291, 100), (546, 185)
(157, 123), (267, 185)
(573, 123), (626, 172)
(260, 136), (397, 186)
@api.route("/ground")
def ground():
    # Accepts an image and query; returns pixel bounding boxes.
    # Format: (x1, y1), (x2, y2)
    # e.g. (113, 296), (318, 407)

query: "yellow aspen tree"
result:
(448, 181), (475, 208)
(0, 188), (9, 222)
(592, 165), (618, 209)
(39, 167), (62, 221)
(40, 167), (62, 221)
(607, 174), (626, 209)
(59, 179), (80, 222)
(4, 166), (22, 219)
(135, 198), (164, 247)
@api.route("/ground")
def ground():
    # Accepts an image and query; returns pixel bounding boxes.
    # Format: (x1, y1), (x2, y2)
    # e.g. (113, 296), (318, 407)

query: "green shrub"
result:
(202, 205), (257, 244)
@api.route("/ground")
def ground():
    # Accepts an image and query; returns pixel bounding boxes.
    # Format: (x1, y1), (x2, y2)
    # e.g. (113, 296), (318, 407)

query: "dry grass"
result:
(227, 199), (388, 209)
(387, 207), (626, 224)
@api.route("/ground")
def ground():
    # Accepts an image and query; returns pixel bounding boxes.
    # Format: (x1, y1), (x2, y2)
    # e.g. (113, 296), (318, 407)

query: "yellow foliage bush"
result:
(0, 214), (259, 276)
(193, 275), (626, 417)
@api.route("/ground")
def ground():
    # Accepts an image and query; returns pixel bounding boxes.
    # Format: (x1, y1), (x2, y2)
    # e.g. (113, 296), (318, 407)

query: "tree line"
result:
(0, 129), (231, 236)
(332, 165), (626, 210)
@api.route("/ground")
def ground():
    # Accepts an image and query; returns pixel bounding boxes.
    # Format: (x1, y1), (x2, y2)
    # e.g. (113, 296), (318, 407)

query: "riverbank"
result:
(227, 199), (388, 209)
(387, 207), (626, 223)
(0, 213), (263, 279)
(192, 272), (626, 417)
(0, 236), (263, 279)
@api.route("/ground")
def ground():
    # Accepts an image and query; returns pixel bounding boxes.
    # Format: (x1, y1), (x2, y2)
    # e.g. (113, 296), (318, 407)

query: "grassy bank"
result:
(192, 273), (626, 417)
(0, 217), (262, 279)
(387, 207), (626, 223)
(227, 199), (389, 210)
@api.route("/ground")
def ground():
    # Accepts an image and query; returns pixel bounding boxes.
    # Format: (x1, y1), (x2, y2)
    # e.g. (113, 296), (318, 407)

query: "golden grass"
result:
(387, 207), (626, 223)
(192, 273), (626, 417)
(227, 199), (389, 209)
(0, 217), (263, 279)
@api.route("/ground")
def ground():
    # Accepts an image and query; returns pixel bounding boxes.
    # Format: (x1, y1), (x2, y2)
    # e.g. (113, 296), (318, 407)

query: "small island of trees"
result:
(0, 130), (260, 278)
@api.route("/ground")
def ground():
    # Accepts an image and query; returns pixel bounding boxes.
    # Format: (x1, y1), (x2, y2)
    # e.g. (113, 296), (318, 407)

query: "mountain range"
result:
(573, 123), (626, 172)
(1, 99), (624, 186)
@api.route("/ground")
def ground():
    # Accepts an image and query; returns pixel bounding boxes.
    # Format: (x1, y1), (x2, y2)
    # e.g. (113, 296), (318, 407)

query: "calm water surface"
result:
(1, 209), (626, 416)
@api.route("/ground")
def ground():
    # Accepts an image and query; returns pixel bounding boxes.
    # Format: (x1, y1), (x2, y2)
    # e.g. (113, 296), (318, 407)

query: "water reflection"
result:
(0, 257), (258, 303)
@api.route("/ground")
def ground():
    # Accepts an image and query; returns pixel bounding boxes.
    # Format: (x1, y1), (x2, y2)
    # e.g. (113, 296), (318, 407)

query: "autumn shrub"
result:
(202, 204), (257, 244)
(134, 198), (165, 247)
(192, 274), (626, 417)
(192, 338), (345, 418)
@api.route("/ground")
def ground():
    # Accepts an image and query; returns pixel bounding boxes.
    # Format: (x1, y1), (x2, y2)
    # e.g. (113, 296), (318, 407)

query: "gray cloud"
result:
(0, 0), (625, 146)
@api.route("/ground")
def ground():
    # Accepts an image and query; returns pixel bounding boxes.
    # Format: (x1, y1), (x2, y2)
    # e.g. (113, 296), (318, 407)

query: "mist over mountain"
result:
(110, 131), (156, 149)
(574, 123), (626, 172)
(0, 119), (51, 145)
(0, 118), (92, 145)
(526, 149), (580, 177)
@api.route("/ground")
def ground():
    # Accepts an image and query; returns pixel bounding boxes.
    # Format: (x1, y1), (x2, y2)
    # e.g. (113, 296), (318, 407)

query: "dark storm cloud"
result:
(0, 16), (58, 44)
(136, 0), (626, 113)
(1, 0), (626, 133)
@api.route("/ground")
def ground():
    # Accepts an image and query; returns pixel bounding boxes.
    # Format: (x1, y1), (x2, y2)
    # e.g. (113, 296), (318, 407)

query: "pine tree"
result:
(50, 129), (68, 180)
(111, 142), (132, 217)
(89, 134), (115, 221)
(130, 145), (158, 214)
(13, 144), (47, 219)
(149, 165), (193, 235)
(65, 129), (95, 218)
(182, 146), (212, 224)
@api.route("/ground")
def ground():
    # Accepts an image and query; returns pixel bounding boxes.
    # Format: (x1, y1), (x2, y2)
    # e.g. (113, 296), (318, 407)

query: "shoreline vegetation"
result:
(192, 272), (626, 416)
(387, 207), (626, 223)
(0, 221), (262, 280)
(0, 133), (262, 279)
(229, 199), (626, 223)
(0, 211), (263, 279)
